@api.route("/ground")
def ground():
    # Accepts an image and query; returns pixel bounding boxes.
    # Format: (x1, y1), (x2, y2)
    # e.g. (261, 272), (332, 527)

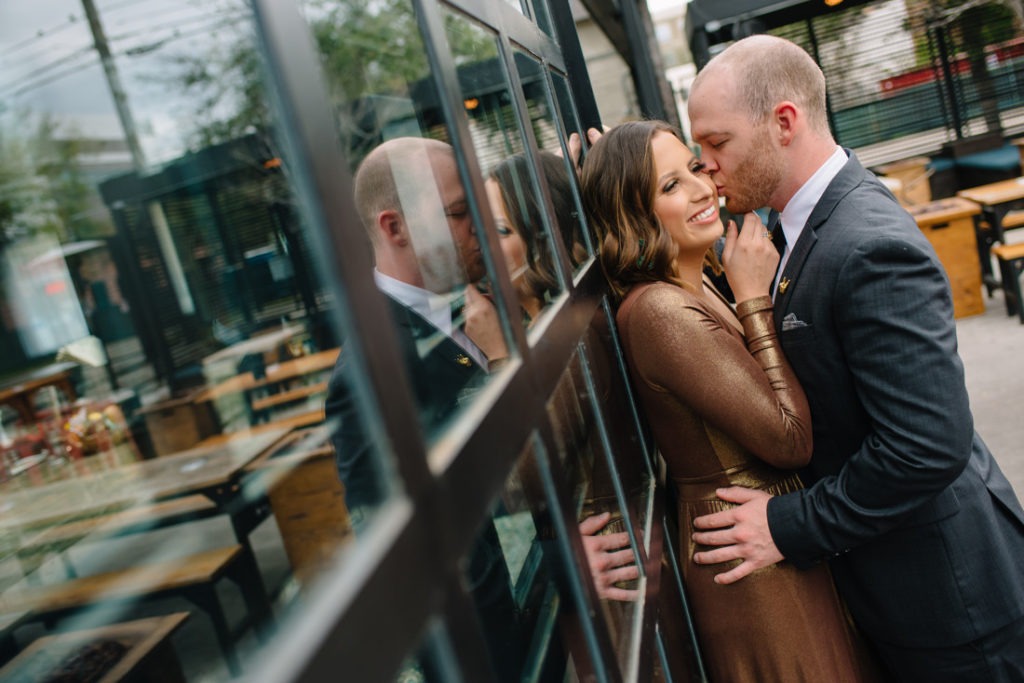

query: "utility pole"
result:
(81, 0), (195, 316)
(81, 0), (146, 169)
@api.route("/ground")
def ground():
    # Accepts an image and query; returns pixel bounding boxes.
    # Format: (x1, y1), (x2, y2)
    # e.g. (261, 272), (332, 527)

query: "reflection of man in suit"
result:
(687, 36), (1024, 680)
(325, 136), (507, 519)
(324, 138), (522, 681)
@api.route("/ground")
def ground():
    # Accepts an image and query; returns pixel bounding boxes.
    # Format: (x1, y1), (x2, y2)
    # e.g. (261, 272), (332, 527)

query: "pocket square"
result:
(782, 312), (810, 331)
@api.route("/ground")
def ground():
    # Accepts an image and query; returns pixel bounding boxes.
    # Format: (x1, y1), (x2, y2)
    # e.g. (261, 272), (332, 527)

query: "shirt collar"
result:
(373, 269), (464, 333)
(778, 145), (847, 243)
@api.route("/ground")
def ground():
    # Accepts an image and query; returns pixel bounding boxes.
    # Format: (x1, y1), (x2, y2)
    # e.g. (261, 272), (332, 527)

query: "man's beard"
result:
(723, 132), (783, 215)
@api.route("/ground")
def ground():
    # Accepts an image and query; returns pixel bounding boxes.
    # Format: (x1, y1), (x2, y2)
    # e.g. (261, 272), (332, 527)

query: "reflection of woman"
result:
(486, 152), (585, 322)
(581, 121), (876, 681)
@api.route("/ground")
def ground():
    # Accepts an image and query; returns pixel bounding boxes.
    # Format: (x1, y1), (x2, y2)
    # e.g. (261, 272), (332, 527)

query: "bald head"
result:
(692, 35), (831, 138)
(354, 137), (455, 245)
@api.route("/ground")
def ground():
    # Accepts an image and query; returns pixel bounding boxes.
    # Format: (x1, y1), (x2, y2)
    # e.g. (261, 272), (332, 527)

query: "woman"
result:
(486, 151), (586, 322)
(581, 120), (876, 681)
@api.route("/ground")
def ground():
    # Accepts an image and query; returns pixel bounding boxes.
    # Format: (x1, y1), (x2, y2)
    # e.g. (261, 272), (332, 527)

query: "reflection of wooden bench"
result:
(249, 380), (328, 418)
(0, 613), (189, 682)
(251, 449), (352, 590)
(0, 545), (272, 675)
(17, 495), (218, 578)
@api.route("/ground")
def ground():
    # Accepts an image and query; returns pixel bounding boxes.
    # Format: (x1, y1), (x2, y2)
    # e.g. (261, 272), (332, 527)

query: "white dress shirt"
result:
(374, 270), (488, 368)
(773, 146), (848, 295)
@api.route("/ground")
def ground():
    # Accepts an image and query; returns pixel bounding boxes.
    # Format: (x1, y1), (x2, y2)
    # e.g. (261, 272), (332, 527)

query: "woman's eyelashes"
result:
(689, 160), (708, 175)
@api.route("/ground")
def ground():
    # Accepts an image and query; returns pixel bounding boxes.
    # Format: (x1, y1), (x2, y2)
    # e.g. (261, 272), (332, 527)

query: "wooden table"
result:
(0, 612), (189, 682)
(194, 348), (340, 403)
(0, 362), (78, 423)
(201, 324), (306, 368)
(0, 428), (290, 537)
(907, 197), (985, 318)
(957, 176), (1024, 293)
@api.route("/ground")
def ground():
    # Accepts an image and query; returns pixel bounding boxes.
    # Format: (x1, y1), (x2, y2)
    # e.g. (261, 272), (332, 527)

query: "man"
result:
(325, 136), (507, 519)
(324, 137), (523, 682)
(687, 35), (1024, 680)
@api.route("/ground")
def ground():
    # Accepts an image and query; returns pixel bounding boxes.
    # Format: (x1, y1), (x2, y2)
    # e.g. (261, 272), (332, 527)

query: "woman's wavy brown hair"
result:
(580, 120), (721, 300)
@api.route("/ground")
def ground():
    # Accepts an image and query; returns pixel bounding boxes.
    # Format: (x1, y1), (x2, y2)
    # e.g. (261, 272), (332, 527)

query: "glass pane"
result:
(512, 52), (591, 282)
(443, 10), (568, 332)
(0, 1), (436, 679)
(461, 438), (593, 683)
(528, 0), (556, 41)
(581, 303), (655, 551)
(545, 351), (645, 679)
(395, 619), (459, 683)
(501, 0), (528, 14)
(308, 2), (518, 512)
(550, 71), (596, 262)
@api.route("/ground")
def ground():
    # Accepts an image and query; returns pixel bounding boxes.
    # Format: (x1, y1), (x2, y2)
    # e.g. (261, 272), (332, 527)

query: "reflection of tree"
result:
(163, 0), (494, 152)
(0, 114), (103, 246)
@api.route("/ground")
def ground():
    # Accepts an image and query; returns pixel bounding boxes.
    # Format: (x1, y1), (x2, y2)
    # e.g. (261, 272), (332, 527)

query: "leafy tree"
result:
(159, 0), (495, 157)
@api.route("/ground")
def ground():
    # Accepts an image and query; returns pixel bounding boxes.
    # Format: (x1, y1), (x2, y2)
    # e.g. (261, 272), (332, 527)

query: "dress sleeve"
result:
(627, 286), (812, 469)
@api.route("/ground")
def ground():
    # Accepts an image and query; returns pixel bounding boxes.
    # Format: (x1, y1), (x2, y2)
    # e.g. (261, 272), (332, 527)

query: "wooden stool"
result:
(0, 545), (272, 675)
(0, 613), (189, 682)
(991, 242), (1024, 323)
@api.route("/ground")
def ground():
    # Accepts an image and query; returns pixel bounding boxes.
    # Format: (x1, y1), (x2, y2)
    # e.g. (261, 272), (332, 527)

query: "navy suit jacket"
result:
(324, 294), (485, 510)
(766, 152), (1024, 648)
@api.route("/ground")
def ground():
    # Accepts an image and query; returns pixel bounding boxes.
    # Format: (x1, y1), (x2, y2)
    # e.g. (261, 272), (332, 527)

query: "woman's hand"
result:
(721, 212), (779, 303)
(463, 285), (509, 364)
(579, 512), (640, 601)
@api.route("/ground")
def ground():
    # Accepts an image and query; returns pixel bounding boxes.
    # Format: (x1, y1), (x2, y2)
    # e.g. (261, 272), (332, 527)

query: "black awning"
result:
(685, 0), (877, 68)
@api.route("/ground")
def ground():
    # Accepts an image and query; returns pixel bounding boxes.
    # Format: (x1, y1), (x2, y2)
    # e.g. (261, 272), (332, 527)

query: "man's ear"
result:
(775, 101), (798, 146)
(377, 209), (408, 247)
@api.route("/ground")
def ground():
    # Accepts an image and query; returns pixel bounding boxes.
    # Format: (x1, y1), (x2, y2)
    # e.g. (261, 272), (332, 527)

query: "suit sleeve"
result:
(768, 233), (974, 565)
(325, 349), (384, 512)
(627, 285), (812, 468)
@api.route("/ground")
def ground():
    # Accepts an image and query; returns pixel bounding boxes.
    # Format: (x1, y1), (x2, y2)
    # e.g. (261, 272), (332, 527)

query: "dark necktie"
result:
(772, 223), (787, 257)
(770, 221), (787, 298)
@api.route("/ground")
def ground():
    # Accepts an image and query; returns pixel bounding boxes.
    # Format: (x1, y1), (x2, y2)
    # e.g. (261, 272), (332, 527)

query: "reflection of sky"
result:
(0, 0), (249, 167)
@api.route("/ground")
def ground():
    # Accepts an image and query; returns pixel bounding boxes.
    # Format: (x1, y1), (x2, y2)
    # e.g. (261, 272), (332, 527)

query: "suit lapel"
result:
(773, 151), (866, 326)
(387, 296), (483, 372)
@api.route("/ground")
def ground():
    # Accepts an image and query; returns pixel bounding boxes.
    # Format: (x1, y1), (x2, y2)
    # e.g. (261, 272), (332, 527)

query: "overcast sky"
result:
(0, 0), (245, 166)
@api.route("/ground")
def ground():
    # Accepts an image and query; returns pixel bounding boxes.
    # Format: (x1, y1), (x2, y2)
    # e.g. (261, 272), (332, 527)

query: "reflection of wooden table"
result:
(194, 348), (340, 403)
(0, 613), (189, 683)
(957, 177), (1024, 293)
(0, 428), (289, 535)
(907, 197), (985, 318)
(201, 324), (305, 367)
(0, 362), (78, 423)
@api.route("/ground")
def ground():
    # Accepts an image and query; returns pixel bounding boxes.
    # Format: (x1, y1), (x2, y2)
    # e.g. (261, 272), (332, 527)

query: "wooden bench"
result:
(0, 544), (272, 676)
(992, 242), (1024, 323)
(17, 495), (219, 579)
(249, 448), (352, 590)
(0, 612), (189, 682)
(249, 380), (328, 418)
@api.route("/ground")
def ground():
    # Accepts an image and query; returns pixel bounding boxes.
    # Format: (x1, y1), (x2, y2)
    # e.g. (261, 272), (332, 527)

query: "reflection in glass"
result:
(443, 12), (564, 331)
(318, 4), (515, 526)
(549, 72), (596, 262)
(0, 0), (444, 679)
(545, 352), (645, 679)
(486, 152), (581, 326)
(580, 304), (655, 550)
(467, 438), (591, 682)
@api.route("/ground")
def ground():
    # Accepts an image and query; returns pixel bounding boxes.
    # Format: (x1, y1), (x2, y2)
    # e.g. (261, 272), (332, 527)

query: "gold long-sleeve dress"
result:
(616, 281), (876, 682)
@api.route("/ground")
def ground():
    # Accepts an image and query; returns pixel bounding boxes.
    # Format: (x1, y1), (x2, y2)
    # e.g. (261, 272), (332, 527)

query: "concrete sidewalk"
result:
(956, 287), (1024, 498)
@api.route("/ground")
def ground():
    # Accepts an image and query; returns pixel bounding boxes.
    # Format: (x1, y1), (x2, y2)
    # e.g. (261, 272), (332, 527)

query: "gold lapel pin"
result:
(455, 354), (472, 367)
(778, 277), (791, 294)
